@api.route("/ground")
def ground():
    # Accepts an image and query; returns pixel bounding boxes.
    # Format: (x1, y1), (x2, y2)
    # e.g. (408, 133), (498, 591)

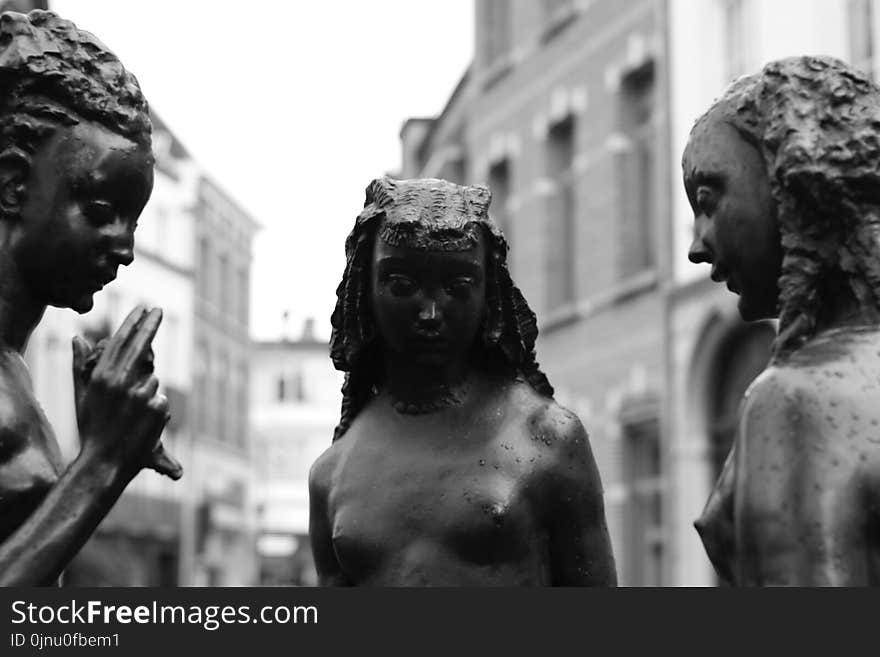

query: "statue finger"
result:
(93, 305), (147, 372)
(115, 308), (163, 384)
(71, 336), (92, 396)
(148, 443), (183, 480)
(133, 375), (160, 399)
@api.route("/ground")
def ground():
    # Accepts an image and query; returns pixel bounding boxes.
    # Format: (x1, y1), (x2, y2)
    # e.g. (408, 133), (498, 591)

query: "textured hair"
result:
(329, 176), (553, 441)
(692, 56), (880, 357)
(0, 10), (151, 218)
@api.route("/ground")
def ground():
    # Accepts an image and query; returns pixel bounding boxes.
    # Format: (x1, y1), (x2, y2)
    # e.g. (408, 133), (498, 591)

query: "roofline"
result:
(198, 174), (264, 232)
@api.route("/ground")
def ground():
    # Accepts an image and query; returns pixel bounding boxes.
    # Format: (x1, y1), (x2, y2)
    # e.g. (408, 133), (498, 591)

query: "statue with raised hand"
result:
(684, 56), (880, 585)
(0, 10), (180, 586)
(308, 177), (616, 586)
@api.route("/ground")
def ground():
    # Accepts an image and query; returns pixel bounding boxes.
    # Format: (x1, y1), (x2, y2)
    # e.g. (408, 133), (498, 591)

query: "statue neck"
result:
(381, 350), (476, 415)
(815, 277), (880, 333)
(0, 248), (45, 354)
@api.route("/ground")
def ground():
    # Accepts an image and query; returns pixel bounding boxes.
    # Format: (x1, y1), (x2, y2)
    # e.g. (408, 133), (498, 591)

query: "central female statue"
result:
(308, 176), (616, 586)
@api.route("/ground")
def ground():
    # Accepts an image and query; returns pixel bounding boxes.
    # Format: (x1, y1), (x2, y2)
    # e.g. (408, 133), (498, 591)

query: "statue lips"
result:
(409, 333), (448, 353)
(711, 265), (740, 294)
(86, 267), (118, 292)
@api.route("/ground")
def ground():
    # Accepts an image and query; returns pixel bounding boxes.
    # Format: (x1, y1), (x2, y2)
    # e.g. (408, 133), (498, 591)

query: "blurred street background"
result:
(3, 0), (877, 586)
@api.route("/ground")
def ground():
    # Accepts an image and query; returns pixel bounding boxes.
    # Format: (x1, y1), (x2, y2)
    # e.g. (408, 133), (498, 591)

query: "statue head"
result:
(684, 56), (880, 356)
(0, 10), (153, 313)
(329, 176), (553, 441)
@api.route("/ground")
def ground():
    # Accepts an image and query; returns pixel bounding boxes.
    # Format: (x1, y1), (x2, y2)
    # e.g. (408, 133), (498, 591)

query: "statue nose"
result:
(108, 220), (135, 266)
(418, 300), (441, 326)
(688, 219), (713, 265)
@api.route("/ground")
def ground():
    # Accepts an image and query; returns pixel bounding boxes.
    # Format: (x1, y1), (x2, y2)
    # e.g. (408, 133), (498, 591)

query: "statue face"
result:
(10, 119), (154, 313)
(683, 113), (781, 321)
(371, 228), (487, 368)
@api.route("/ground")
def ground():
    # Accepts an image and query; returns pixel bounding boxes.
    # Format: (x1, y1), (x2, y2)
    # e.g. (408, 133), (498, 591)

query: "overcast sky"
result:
(52, 0), (474, 341)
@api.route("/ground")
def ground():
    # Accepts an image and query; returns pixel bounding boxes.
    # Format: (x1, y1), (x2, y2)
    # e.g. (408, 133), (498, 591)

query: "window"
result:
(195, 341), (208, 433)
(545, 116), (576, 311)
(623, 417), (664, 586)
(708, 322), (774, 585)
(237, 362), (248, 448)
(480, 0), (512, 69)
(617, 61), (656, 279)
(277, 375), (286, 402)
(237, 267), (249, 326)
(488, 159), (512, 259)
(218, 253), (230, 315)
(198, 237), (211, 302)
(709, 323), (774, 481)
(277, 370), (304, 403)
(217, 352), (229, 441)
(849, 0), (875, 78)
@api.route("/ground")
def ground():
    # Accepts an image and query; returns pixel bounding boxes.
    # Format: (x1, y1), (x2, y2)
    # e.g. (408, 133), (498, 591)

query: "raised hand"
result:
(71, 306), (182, 481)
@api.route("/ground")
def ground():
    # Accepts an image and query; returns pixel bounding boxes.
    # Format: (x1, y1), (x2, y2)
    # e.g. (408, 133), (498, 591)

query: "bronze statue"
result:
(308, 177), (616, 586)
(685, 56), (880, 585)
(0, 10), (180, 586)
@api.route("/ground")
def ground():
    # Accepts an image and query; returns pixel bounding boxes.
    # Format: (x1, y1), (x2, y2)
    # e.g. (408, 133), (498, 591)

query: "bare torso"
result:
(310, 376), (614, 586)
(0, 350), (63, 554)
(697, 325), (880, 585)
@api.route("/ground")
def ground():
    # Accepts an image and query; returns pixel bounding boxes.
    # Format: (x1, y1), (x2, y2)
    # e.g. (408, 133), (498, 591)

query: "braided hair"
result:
(329, 177), (553, 441)
(690, 56), (880, 358)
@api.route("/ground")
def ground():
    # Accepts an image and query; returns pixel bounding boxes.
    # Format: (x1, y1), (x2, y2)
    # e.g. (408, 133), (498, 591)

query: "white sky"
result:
(52, 0), (474, 341)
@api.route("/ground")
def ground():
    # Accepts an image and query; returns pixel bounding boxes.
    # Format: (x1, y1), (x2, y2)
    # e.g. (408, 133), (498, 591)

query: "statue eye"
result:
(446, 278), (474, 299)
(695, 186), (718, 216)
(83, 200), (116, 226)
(387, 274), (417, 296)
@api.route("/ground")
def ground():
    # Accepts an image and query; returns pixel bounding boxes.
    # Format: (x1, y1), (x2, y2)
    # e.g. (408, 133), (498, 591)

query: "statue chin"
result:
(52, 294), (94, 315)
(71, 298), (96, 315)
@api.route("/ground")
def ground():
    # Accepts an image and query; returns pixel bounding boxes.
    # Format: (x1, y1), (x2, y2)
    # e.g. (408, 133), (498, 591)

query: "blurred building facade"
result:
(403, 0), (878, 585)
(250, 318), (343, 586)
(183, 174), (261, 586)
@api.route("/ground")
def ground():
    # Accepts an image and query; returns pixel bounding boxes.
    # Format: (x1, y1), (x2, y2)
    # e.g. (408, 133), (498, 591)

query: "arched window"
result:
(708, 322), (775, 480)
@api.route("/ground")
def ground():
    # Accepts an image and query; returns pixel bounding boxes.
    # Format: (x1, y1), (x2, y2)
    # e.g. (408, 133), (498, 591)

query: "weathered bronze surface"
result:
(0, 10), (179, 586)
(684, 56), (880, 585)
(309, 177), (616, 586)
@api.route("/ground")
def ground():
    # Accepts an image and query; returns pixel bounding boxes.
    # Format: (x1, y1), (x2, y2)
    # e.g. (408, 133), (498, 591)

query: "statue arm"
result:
(0, 306), (173, 586)
(540, 407), (617, 586)
(0, 450), (139, 586)
(308, 450), (351, 586)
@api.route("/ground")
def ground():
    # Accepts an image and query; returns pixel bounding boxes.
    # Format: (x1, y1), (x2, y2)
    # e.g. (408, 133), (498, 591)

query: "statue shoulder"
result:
(743, 354), (870, 427)
(308, 441), (344, 500)
(742, 362), (825, 420)
(527, 398), (589, 447)
(525, 397), (601, 492)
